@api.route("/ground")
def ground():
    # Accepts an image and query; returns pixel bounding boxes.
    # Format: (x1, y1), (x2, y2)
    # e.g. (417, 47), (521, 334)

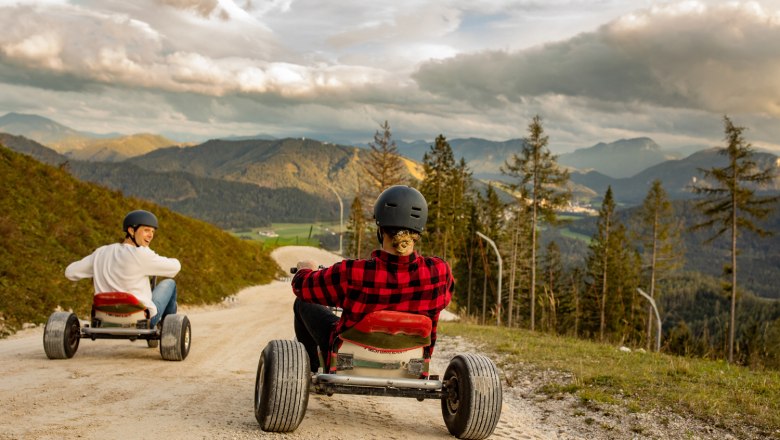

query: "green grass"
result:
(440, 322), (780, 437)
(558, 227), (591, 242)
(229, 222), (341, 248)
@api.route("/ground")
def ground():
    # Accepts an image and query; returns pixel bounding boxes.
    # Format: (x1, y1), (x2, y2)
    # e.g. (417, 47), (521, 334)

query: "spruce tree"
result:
(540, 240), (564, 332)
(346, 196), (368, 259)
(364, 120), (405, 193)
(502, 115), (570, 330)
(634, 179), (684, 350)
(420, 135), (472, 261)
(692, 115), (779, 363)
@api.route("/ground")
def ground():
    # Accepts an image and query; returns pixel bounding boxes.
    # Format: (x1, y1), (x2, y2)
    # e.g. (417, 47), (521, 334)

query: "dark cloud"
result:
(413, 2), (780, 116)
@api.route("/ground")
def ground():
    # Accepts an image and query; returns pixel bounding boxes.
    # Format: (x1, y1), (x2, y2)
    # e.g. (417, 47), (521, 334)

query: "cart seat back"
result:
(334, 310), (432, 378)
(91, 292), (150, 328)
(340, 310), (432, 350)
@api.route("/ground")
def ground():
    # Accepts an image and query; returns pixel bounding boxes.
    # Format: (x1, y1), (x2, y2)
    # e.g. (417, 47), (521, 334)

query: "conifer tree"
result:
(502, 115), (570, 330)
(586, 186), (615, 341)
(540, 240), (564, 332)
(692, 115), (779, 363)
(420, 135), (472, 261)
(634, 179), (684, 350)
(346, 196), (368, 259)
(505, 194), (531, 327)
(364, 120), (405, 193)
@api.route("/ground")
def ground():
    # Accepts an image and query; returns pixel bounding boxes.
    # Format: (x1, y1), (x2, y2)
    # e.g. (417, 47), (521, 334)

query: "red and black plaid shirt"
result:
(292, 249), (454, 354)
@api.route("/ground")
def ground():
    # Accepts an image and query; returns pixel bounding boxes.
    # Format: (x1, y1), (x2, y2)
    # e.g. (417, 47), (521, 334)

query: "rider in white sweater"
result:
(65, 210), (181, 326)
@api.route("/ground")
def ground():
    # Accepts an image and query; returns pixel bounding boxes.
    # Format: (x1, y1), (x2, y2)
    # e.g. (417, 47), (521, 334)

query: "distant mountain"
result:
(396, 136), (694, 182)
(127, 137), (422, 202)
(395, 138), (523, 180)
(570, 148), (780, 204)
(216, 133), (278, 141)
(0, 133), (338, 228)
(558, 137), (673, 178)
(65, 133), (181, 162)
(0, 112), (88, 150)
(0, 112), (178, 160)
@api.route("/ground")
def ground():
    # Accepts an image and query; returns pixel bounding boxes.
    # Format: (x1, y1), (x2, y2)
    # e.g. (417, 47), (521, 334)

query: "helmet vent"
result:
(386, 203), (398, 208)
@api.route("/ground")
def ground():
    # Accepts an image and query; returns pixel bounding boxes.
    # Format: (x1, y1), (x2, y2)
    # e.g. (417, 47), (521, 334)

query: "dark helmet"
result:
(373, 185), (428, 233)
(123, 210), (159, 233)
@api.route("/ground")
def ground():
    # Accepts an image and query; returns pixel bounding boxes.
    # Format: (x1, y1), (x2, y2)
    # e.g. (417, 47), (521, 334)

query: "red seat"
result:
(93, 292), (147, 315)
(352, 310), (432, 338)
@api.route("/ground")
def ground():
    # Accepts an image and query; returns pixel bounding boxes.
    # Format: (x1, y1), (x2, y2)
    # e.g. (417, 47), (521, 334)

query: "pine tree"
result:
(346, 196), (368, 259)
(505, 195), (531, 327)
(540, 240), (564, 332)
(502, 115), (570, 330)
(692, 115), (779, 363)
(585, 186), (615, 341)
(634, 179), (684, 350)
(420, 135), (472, 262)
(364, 120), (405, 193)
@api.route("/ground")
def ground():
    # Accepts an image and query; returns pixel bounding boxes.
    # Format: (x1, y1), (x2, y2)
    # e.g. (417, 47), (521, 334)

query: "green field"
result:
(230, 222), (342, 248)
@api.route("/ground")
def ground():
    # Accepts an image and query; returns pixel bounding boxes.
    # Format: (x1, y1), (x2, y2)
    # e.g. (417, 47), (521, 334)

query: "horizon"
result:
(0, 110), (730, 155)
(1, 1), (780, 152)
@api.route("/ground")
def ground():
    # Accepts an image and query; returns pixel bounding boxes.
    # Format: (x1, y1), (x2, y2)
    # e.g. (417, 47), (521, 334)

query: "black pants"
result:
(293, 298), (339, 373)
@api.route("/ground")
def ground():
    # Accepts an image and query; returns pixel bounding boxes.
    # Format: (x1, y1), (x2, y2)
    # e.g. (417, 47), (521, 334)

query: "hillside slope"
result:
(127, 137), (421, 201)
(0, 144), (279, 336)
(0, 133), (337, 228)
(65, 133), (181, 161)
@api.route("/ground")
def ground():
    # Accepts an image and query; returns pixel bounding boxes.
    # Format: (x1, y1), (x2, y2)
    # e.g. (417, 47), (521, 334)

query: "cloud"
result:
(413, 1), (780, 116)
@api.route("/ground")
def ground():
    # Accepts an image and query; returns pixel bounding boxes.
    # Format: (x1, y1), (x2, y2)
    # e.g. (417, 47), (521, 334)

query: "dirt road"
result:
(0, 246), (552, 440)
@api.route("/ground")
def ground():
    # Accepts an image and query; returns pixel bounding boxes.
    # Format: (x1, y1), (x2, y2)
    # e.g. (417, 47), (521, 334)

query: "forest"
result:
(345, 118), (780, 369)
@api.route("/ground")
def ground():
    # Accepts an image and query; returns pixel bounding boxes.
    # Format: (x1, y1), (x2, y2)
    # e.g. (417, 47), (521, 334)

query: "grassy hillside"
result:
(442, 322), (780, 438)
(66, 133), (181, 161)
(0, 133), (339, 228)
(127, 137), (420, 202)
(0, 144), (280, 336)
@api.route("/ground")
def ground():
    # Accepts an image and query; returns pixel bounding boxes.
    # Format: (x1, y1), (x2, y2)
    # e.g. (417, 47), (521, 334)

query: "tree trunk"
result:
(729, 187), (738, 363)
(600, 213), (610, 342)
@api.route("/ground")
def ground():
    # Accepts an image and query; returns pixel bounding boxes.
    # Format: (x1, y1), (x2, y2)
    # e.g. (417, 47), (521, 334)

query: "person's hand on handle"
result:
(296, 260), (317, 271)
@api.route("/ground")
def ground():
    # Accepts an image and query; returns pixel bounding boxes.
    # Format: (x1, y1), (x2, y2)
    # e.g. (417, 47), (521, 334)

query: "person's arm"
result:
(291, 261), (348, 307)
(428, 258), (455, 354)
(64, 253), (95, 281)
(139, 247), (181, 277)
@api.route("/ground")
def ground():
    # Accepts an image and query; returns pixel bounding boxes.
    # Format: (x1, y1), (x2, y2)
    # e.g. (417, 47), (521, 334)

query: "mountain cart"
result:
(43, 291), (191, 361)
(254, 273), (502, 440)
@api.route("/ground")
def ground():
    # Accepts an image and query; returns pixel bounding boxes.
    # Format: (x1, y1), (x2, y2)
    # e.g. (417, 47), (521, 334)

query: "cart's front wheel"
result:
(43, 312), (80, 359)
(254, 339), (310, 432)
(441, 353), (503, 440)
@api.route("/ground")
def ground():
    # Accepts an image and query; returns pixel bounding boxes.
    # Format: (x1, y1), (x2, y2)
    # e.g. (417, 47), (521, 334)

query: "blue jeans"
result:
(293, 298), (339, 372)
(151, 279), (177, 327)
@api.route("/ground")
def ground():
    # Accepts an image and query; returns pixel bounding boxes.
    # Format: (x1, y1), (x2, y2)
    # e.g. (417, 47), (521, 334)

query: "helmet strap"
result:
(127, 227), (141, 247)
(376, 227), (383, 246)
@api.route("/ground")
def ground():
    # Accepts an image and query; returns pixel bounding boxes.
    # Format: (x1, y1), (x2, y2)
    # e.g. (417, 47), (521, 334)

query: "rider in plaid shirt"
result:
(292, 186), (454, 372)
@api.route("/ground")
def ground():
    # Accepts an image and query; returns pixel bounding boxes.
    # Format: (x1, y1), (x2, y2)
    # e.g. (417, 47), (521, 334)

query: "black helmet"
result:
(373, 185), (428, 233)
(123, 210), (159, 232)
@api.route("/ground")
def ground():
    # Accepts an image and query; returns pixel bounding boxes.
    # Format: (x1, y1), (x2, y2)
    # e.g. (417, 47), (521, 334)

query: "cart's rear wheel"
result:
(159, 314), (190, 361)
(254, 339), (310, 432)
(441, 353), (502, 440)
(43, 312), (80, 359)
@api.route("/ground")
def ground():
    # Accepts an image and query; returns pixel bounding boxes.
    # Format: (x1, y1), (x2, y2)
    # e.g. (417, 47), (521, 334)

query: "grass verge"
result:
(440, 322), (780, 437)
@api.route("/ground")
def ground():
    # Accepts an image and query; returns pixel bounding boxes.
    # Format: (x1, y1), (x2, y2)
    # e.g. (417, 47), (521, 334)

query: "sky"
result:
(1, 0), (780, 153)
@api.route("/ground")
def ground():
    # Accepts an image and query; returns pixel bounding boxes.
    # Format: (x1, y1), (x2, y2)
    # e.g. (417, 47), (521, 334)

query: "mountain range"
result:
(0, 133), (339, 228)
(3, 112), (779, 209)
(0, 112), (181, 161)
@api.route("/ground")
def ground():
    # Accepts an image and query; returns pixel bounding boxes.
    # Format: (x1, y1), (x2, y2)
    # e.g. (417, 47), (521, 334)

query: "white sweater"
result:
(65, 243), (181, 317)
